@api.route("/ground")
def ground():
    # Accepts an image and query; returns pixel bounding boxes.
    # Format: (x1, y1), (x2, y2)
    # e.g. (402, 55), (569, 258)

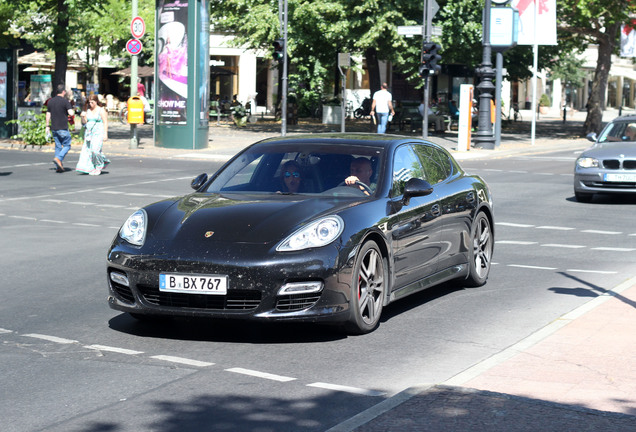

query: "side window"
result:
(392, 145), (425, 196)
(413, 144), (451, 184)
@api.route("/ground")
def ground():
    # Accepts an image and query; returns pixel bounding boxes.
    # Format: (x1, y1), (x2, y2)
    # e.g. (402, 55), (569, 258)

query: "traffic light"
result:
(273, 39), (285, 62)
(421, 42), (442, 77)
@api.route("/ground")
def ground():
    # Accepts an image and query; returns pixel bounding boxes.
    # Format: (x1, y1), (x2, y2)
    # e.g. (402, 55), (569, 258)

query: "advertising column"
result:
(155, 0), (209, 149)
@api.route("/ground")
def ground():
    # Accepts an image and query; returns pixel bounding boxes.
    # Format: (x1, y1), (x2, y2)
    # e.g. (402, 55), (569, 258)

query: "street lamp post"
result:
(473, 0), (496, 149)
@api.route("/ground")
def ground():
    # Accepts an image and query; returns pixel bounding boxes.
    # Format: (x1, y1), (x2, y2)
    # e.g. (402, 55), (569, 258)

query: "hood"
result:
(584, 142), (636, 159)
(149, 193), (358, 245)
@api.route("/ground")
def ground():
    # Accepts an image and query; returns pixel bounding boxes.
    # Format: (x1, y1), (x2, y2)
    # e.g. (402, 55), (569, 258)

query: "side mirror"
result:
(191, 173), (208, 190)
(403, 178), (434, 205)
(586, 132), (598, 143)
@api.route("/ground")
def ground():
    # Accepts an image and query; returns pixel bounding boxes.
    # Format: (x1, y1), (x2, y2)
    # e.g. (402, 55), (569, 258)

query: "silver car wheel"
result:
(346, 241), (385, 334)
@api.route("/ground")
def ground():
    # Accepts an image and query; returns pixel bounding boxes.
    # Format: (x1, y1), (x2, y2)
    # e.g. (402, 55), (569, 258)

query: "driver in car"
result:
(345, 157), (375, 195)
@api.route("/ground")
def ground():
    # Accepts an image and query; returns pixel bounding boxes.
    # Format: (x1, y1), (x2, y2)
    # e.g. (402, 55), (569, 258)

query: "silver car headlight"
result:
(119, 209), (147, 246)
(576, 157), (599, 168)
(277, 215), (344, 251)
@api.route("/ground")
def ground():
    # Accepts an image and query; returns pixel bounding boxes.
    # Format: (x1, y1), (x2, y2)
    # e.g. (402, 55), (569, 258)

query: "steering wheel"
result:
(337, 180), (372, 195)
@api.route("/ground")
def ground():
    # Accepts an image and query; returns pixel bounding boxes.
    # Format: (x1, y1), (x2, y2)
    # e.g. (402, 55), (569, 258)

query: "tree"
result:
(558, 0), (636, 134)
(9, 0), (155, 88)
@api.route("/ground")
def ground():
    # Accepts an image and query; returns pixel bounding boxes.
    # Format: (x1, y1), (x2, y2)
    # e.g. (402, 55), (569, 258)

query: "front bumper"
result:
(107, 242), (355, 323)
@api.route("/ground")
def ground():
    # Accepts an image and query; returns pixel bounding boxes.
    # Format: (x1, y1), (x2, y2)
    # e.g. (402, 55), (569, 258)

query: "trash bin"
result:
(127, 96), (145, 124)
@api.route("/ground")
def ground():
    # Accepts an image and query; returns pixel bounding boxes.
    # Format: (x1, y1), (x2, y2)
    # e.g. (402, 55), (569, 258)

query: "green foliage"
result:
(539, 93), (551, 107)
(7, 111), (50, 146)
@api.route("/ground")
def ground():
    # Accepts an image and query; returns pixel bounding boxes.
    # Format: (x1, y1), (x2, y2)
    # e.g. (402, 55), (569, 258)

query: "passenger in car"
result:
(280, 160), (303, 193)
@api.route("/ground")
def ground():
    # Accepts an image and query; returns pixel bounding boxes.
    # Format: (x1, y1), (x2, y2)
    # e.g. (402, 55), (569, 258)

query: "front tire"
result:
(345, 241), (386, 334)
(465, 212), (493, 287)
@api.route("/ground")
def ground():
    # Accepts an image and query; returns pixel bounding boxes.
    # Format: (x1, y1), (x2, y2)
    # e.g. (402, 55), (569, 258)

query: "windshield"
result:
(205, 142), (384, 197)
(598, 120), (636, 143)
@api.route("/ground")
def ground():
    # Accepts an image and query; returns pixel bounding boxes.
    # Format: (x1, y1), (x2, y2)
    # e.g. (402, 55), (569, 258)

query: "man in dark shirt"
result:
(45, 84), (74, 172)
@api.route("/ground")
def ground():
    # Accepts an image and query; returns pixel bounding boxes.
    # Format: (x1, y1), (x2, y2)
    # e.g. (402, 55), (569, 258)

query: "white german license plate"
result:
(159, 274), (228, 295)
(604, 173), (636, 182)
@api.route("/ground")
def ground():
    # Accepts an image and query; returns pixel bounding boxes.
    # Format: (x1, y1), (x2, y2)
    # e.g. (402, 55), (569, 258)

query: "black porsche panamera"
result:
(107, 133), (494, 334)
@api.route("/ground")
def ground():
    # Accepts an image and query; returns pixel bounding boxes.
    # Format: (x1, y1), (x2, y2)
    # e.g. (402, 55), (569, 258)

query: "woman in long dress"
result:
(76, 95), (110, 175)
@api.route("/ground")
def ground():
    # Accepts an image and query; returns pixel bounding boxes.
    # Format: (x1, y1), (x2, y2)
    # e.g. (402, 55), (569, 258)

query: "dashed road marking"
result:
(496, 240), (537, 245)
(566, 269), (618, 274)
(592, 247), (636, 252)
(541, 244), (586, 249)
(151, 355), (214, 367)
(84, 345), (144, 355)
(508, 264), (557, 270)
(307, 382), (385, 397)
(582, 230), (622, 235)
(226, 367), (297, 382)
(536, 226), (575, 231)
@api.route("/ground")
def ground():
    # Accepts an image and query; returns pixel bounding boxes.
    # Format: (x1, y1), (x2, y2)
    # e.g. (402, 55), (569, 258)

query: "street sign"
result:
(398, 26), (423, 36)
(397, 25), (442, 37)
(131, 16), (146, 39)
(126, 39), (143, 56)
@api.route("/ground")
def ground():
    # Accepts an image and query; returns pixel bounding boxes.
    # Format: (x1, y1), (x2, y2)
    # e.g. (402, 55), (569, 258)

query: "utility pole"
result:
(129, 0), (139, 149)
(473, 0), (496, 149)
(279, 0), (288, 136)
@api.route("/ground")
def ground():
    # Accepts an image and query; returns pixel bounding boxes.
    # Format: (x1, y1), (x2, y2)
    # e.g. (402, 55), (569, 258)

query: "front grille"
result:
(276, 293), (321, 311)
(137, 284), (261, 310)
(602, 159), (636, 170)
(112, 282), (135, 304)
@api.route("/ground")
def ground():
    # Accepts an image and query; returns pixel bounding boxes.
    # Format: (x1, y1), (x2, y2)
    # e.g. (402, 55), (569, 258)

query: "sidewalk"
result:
(330, 276), (636, 432)
(2, 106), (604, 161)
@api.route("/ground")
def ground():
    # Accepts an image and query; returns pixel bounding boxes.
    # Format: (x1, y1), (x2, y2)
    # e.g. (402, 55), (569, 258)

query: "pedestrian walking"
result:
(369, 83), (395, 134)
(76, 95), (110, 176)
(45, 84), (75, 173)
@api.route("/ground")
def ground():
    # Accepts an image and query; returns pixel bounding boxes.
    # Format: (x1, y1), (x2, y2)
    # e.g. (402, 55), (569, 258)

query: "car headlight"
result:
(576, 157), (599, 168)
(277, 215), (344, 251)
(119, 209), (147, 246)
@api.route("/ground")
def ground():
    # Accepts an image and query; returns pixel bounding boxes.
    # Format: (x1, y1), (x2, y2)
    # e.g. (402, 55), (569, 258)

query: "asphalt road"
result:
(2, 146), (636, 431)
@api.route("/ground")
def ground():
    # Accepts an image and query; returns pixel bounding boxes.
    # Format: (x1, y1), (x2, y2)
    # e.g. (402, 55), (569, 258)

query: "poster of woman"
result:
(157, 0), (189, 125)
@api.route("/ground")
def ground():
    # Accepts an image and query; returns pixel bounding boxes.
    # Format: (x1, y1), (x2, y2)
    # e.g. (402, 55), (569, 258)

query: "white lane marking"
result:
(541, 244), (586, 249)
(566, 269), (618, 274)
(509, 170), (528, 173)
(72, 222), (101, 227)
(508, 264), (557, 270)
(69, 202), (97, 206)
(41, 199), (67, 203)
(151, 355), (214, 367)
(307, 382), (385, 397)
(225, 367), (296, 382)
(0, 328), (13, 334)
(536, 173), (554, 176)
(496, 241), (537, 245)
(582, 230), (622, 235)
(536, 226), (575, 231)
(100, 191), (124, 194)
(95, 204), (127, 208)
(23, 334), (78, 344)
(40, 219), (65, 224)
(496, 222), (535, 228)
(84, 345), (144, 355)
(592, 247), (636, 252)
(9, 215), (37, 221)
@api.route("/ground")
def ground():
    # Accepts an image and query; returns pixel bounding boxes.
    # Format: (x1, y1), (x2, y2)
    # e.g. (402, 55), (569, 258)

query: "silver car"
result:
(574, 116), (636, 202)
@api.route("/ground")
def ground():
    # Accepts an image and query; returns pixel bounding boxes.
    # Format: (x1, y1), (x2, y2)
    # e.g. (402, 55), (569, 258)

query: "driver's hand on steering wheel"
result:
(345, 175), (360, 185)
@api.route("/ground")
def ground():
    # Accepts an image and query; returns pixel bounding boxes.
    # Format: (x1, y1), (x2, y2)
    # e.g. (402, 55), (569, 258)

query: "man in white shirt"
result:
(370, 83), (395, 134)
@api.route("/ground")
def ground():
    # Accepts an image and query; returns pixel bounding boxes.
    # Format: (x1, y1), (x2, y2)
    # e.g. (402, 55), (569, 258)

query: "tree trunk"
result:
(583, 22), (620, 135)
(365, 47), (381, 95)
(53, 0), (69, 88)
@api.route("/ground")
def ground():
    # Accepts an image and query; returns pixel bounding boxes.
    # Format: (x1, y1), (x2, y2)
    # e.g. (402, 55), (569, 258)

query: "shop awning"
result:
(112, 66), (155, 77)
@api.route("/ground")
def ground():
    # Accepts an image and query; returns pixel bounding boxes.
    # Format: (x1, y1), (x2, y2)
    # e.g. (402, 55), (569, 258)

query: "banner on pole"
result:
(511, 0), (557, 45)
(621, 21), (636, 58)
